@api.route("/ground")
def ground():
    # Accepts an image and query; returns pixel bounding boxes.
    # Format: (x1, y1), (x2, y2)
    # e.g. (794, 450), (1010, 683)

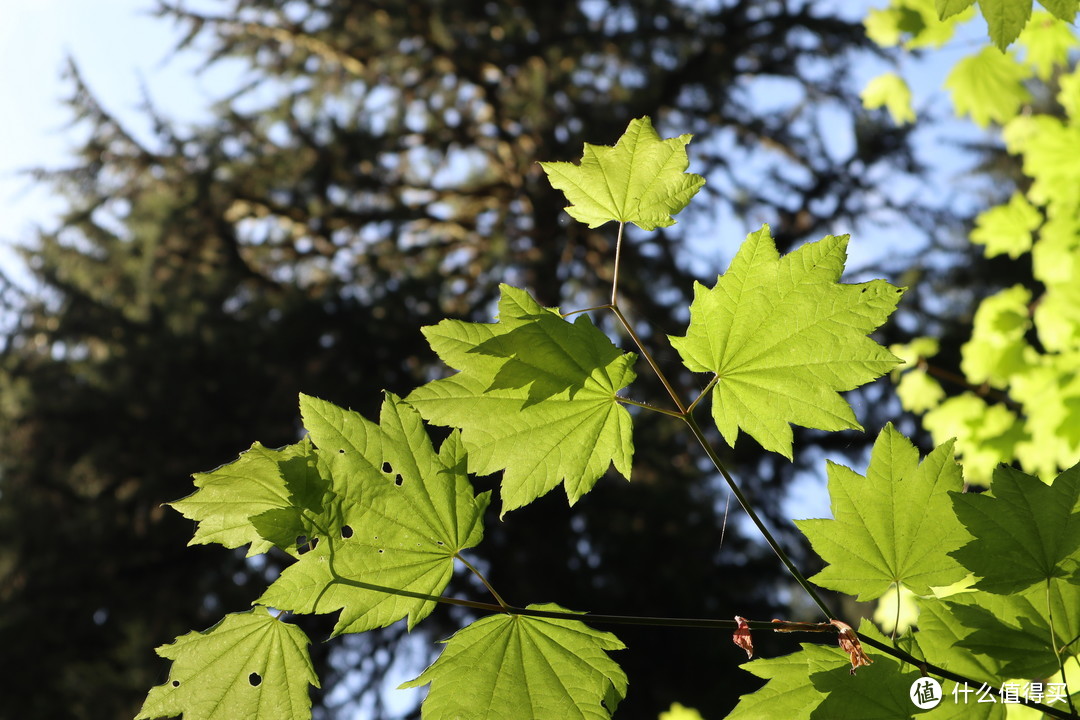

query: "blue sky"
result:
(0, 1), (235, 282)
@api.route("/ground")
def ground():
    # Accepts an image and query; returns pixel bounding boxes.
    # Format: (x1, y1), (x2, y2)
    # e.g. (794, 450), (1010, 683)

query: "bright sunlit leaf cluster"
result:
(145, 106), (1080, 720)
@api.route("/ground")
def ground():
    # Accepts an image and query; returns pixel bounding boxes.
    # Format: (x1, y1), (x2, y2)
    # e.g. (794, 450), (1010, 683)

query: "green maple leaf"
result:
(726, 646), (836, 720)
(539, 116), (705, 231)
(970, 192), (1041, 259)
(959, 284), (1034, 387)
(1038, 0), (1079, 21)
(896, 369), (945, 413)
(911, 596), (1007, 686)
(946, 581), (1080, 677)
(922, 393), (1025, 485)
(863, 6), (920, 47)
(796, 425), (969, 600)
(949, 463), (1080, 593)
(669, 225), (903, 458)
(257, 393), (490, 635)
(1002, 116), (1080, 207)
(937, 0), (976, 19)
(866, 0), (972, 49)
(978, 0), (1032, 49)
(248, 441), (335, 558)
(407, 284), (636, 515)
(171, 439), (326, 557)
(945, 46), (1032, 127)
(1017, 11), (1078, 80)
(400, 604), (627, 719)
(136, 607), (319, 720)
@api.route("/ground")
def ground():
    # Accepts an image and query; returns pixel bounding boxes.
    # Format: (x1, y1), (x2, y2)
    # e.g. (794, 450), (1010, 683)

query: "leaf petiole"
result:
(456, 553), (509, 610)
(561, 303), (614, 319)
(609, 303), (687, 414)
(1046, 578), (1077, 716)
(615, 396), (685, 418)
(685, 375), (718, 414)
(611, 222), (625, 306)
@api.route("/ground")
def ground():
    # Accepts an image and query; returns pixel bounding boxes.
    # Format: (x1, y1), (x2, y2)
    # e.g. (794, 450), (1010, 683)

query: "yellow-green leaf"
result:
(1058, 66), (1080, 121)
(408, 285), (636, 514)
(945, 46), (1032, 127)
(959, 284), (1034, 386)
(170, 440), (324, 558)
(257, 393), (490, 635)
(978, 0), (1032, 50)
(796, 425), (968, 600)
(866, 0), (973, 48)
(923, 393), (1026, 484)
(539, 116), (705, 231)
(970, 192), (1041, 259)
(401, 604), (627, 719)
(896, 368), (946, 413)
(728, 625), (920, 720)
(1038, 0), (1079, 21)
(1016, 11), (1078, 80)
(136, 607), (319, 720)
(659, 702), (705, 720)
(669, 226), (902, 458)
(938, 0), (976, 18)
(861, 72), (916, 124)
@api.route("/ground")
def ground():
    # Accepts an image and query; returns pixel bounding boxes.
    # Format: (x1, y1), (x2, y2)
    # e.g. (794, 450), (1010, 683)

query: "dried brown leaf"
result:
(733, 616), (753, 659)
(830, 619), (872, 674)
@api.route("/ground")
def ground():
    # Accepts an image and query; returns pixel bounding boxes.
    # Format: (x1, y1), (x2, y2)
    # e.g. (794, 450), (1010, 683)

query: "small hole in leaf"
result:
(378, 549), (384, 553)
(436, 541), (444, 546)
(172, 680), (180, 688)
(896, 288), (903, 293)
(249, 672), (262, 687)
(394, 475), (403, 487)
(860, 287), (867, 293)
(310, 537), (319, 549)
(382, 462), (392, 473)
(338, 448), (345, 454)
(341, 525), (353, 539)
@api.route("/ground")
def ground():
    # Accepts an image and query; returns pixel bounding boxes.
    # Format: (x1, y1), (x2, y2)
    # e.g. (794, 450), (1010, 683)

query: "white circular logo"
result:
(910, 677), (943, 709)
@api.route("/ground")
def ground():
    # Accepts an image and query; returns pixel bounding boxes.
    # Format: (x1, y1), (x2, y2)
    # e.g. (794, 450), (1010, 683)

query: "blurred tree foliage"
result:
(0, 1), (946, 718)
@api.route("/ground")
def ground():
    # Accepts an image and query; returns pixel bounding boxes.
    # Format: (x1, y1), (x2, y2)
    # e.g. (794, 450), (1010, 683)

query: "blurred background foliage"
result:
(0, 0), (1017, 717)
